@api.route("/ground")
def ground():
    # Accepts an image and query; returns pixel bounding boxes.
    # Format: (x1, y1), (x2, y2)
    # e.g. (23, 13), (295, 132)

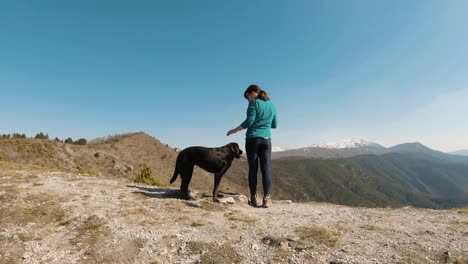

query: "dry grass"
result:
(274, 248), (294, 262)
(199, 201), (226, 212)
(397, 242), (431, 264)
(227, 214), (258, 223)
(458, 206), (468, 214)
(186, 241), (243, 264)
(0, 234), (24, 264)
(0, 161), (45, 174)
(360, 224), (381, 231)
(295, 226), (341, 248)
(0, 192), (66, 227)
(94, 238), (146, 264)
(164, 199), (190, 213)
(69, 215), (112, 260)
(82, 216), (105, 231)
(59, 217), (77, 226)
(0, 187), (66, 263)
(140, 218), (160, 226)
(76, 166), (96, 176)
(452, 220), (468, 225)
(162, 234), (178, 239)
(121, 207), (148, 216)
(191, 221), (206, 227)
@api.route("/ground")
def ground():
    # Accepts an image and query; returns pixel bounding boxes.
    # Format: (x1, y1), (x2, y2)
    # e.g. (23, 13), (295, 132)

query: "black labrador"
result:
(170, 142), (243, 201)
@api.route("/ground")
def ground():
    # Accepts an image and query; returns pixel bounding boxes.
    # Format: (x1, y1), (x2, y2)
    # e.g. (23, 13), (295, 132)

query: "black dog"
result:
(170, 142), (243, 201)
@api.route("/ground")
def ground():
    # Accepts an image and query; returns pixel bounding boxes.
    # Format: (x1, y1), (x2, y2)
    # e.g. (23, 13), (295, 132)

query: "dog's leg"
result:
(180, 165), (194, 200)
(212, 162), (232, 202)
(212, 172), (223, 202)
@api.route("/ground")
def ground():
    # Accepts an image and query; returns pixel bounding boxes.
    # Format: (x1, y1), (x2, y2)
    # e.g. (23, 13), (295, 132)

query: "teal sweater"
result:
(241, 99), (277, 139)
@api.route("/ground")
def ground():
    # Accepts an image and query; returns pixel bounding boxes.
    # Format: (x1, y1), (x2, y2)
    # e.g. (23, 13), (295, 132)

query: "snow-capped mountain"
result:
(272, 139), (387, 159)
(305, 139), (384, 149)
(272, 146), (287, 152)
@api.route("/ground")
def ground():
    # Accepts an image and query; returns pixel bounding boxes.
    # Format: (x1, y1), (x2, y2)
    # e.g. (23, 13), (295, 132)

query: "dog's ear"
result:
(228, 142), (242, 158)
(228, 143), (240, 151)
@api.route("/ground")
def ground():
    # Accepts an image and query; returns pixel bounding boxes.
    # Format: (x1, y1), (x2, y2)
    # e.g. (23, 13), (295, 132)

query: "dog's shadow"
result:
(127, 185), (182, 199)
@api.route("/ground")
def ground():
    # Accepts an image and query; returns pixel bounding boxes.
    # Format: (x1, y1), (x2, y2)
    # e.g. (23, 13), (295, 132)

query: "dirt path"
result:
(1, 166), (467, 264)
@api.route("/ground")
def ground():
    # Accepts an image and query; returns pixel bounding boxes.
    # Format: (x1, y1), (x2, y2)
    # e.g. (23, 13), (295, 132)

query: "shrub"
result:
(12, 133), (26, 139)
(76, 166), (95, 175)
(77, 166), (86, 174)
(134, 165), (162, 186)
(74, 138), (87, 145)
(34, 132), (49, 140)
(64, 137), (73, 144)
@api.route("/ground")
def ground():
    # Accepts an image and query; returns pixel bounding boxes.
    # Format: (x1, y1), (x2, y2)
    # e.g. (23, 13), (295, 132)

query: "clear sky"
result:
(1, 1), (467, 152)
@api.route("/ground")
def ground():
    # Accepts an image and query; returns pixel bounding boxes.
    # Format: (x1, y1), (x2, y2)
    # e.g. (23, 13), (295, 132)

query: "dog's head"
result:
(227, 142), (243, 159)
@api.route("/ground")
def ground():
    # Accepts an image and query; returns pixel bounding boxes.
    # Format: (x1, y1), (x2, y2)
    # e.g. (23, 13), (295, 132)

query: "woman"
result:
(227, 84), (277, 208)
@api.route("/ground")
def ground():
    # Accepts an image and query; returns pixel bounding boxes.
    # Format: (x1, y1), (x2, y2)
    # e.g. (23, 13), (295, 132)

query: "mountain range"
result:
(272, 139), (468, 161)
(0, 133), (467, 209)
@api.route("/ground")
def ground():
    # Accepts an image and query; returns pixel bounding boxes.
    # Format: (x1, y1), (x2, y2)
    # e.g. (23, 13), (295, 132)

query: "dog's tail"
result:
(170, 169), (178, 184)
(170, 157), (180, 184)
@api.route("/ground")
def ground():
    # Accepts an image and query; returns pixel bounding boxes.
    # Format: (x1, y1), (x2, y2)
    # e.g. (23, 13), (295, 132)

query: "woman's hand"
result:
(227, 126), (244, 136)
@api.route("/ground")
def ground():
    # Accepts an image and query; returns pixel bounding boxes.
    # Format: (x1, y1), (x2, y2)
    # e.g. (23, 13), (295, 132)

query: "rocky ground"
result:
(0, 163), (467, 264)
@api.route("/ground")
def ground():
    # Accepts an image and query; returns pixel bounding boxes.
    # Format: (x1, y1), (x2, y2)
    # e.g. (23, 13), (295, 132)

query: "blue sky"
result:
(1, 1), (467, 152)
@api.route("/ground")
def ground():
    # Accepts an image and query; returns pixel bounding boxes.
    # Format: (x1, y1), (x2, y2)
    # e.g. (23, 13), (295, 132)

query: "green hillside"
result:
(271, 153), (468, 208)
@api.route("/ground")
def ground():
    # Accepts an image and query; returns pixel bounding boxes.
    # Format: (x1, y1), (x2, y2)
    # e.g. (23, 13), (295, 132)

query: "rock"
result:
(233, 195), (249, 203)
(216, 197), (235, 204)
(186, 201), (201, 208)
(0, 191), (5, 197)
(274, 200), (293, 204)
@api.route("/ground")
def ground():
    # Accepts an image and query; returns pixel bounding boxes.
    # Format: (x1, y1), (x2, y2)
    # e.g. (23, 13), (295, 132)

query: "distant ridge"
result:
(449, 149), (468, 156)
(388, 142), (435, 153)
(273, 139), (468, 163)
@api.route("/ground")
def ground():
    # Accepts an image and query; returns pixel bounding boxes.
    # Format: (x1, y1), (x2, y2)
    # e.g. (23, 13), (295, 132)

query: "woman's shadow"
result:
(127, 184), (182, 199)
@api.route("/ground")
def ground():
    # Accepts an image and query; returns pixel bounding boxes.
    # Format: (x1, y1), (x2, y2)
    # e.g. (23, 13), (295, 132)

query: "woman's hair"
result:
(244, 84), (270, 101)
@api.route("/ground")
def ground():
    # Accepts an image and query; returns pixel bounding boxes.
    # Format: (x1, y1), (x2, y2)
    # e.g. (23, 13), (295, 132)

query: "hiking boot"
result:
(262, 196), (272, 208)
(249, 195), (258, 207)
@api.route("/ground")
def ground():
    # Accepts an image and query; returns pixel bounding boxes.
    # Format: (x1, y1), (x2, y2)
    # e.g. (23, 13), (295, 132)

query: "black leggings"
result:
(246, 137), (272, 197)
